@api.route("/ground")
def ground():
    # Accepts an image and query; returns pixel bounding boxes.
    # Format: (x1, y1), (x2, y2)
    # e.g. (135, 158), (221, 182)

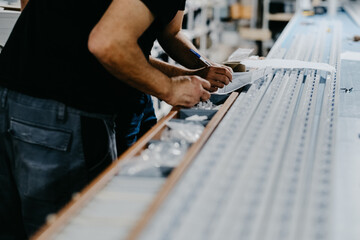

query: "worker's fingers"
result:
(209, 86), (218, 93)
(198, 77), (211, 90)
(166, 75), (212, 108)
(214, 67), (232, 83)
(215, 74), (230, 85)
(195, 66), (232, 87)
(191, 76), (211, 102)
(204, 67), (232, 85)
(200, 88), (211, 102)
(208, 79), (225, 89)
(224, 65), (233, 74)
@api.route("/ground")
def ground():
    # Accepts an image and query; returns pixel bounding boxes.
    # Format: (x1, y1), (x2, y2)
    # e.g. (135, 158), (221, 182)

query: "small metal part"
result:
(340, 87), (353, 93)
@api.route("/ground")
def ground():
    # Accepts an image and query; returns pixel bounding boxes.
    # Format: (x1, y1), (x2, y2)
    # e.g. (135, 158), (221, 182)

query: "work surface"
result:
(33, 9), (360, 240)
(137, 10), (360, 240)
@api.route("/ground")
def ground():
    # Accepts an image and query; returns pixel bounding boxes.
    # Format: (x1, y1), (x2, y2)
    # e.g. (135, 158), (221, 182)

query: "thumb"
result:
(199, 78), (211, 90)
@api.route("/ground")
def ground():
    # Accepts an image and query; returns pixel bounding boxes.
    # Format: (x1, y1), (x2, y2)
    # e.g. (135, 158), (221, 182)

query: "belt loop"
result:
(57, 103), (66, 121)
(1, 88), (8, 108)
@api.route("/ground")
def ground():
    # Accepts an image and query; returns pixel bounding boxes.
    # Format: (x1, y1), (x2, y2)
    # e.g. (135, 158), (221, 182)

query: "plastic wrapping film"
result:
(119, 121), (205, 177)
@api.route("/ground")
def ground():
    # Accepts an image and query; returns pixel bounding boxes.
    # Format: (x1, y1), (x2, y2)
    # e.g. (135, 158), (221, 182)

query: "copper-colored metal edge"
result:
(31, 111), (178, 240)
(126, 92), (239, 240)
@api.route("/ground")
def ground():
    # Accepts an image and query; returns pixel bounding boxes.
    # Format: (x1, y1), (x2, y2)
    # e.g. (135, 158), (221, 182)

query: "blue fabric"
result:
(0, 87), (117, 238)
(115, 94), (157, 155)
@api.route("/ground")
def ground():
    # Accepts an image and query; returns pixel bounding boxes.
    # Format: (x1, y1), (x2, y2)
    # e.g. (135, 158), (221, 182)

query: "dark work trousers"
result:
(0, 87), (117, 239)
(115, 94), (157, 156)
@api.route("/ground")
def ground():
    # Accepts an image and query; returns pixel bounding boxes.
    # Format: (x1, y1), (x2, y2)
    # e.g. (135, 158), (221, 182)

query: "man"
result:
(0, 0), (232, 238)
(114, 6), (233, 154)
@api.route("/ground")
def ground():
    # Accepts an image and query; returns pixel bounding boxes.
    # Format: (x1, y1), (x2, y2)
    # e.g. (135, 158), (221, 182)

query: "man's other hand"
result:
(165, 75), (211, 107)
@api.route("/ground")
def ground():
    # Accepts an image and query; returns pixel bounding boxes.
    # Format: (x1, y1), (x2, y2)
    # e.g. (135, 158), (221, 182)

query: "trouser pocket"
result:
(7, 97), (87, 203)
(9, 117), (73, 201)
(4, 90), (117, 236)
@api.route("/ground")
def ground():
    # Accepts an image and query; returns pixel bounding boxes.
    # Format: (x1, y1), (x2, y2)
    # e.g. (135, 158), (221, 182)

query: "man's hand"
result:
(165, 76), (211, 107)
(193, 65), (233, 92)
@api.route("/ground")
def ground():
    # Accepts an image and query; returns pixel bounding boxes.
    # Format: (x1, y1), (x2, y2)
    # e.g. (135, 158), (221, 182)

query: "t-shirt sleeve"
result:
(141, 0), (164, 18)
(141, 0), (186, 22)
(179, 0), (186, 10)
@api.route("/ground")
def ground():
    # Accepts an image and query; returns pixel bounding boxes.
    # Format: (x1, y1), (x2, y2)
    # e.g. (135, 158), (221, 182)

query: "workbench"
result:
(32, 7), (360, 240)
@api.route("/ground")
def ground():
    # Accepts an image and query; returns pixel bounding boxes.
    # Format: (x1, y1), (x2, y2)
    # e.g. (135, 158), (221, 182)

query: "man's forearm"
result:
(158, 11), (214, 69)
(158, 31), (211, 69)
(149, 57), (195, 77)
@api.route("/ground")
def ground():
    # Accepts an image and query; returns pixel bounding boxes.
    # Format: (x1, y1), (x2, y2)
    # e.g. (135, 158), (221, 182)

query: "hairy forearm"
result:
(90, 41), (172, 102)
(158, 31), (210, 69)
(149, 57), (194, 77)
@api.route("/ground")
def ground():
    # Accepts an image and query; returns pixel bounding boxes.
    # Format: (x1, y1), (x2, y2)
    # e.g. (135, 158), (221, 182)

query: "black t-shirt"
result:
(0, 0), (186, 114)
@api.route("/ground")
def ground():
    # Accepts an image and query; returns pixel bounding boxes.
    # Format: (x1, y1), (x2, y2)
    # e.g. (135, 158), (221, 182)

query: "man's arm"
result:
(88, 0), (210, 107)
(149, 57), (228, 92)
(157, 11), (232, 92)
(149, 56), (194, 77)
(157, 11), (208, 69)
